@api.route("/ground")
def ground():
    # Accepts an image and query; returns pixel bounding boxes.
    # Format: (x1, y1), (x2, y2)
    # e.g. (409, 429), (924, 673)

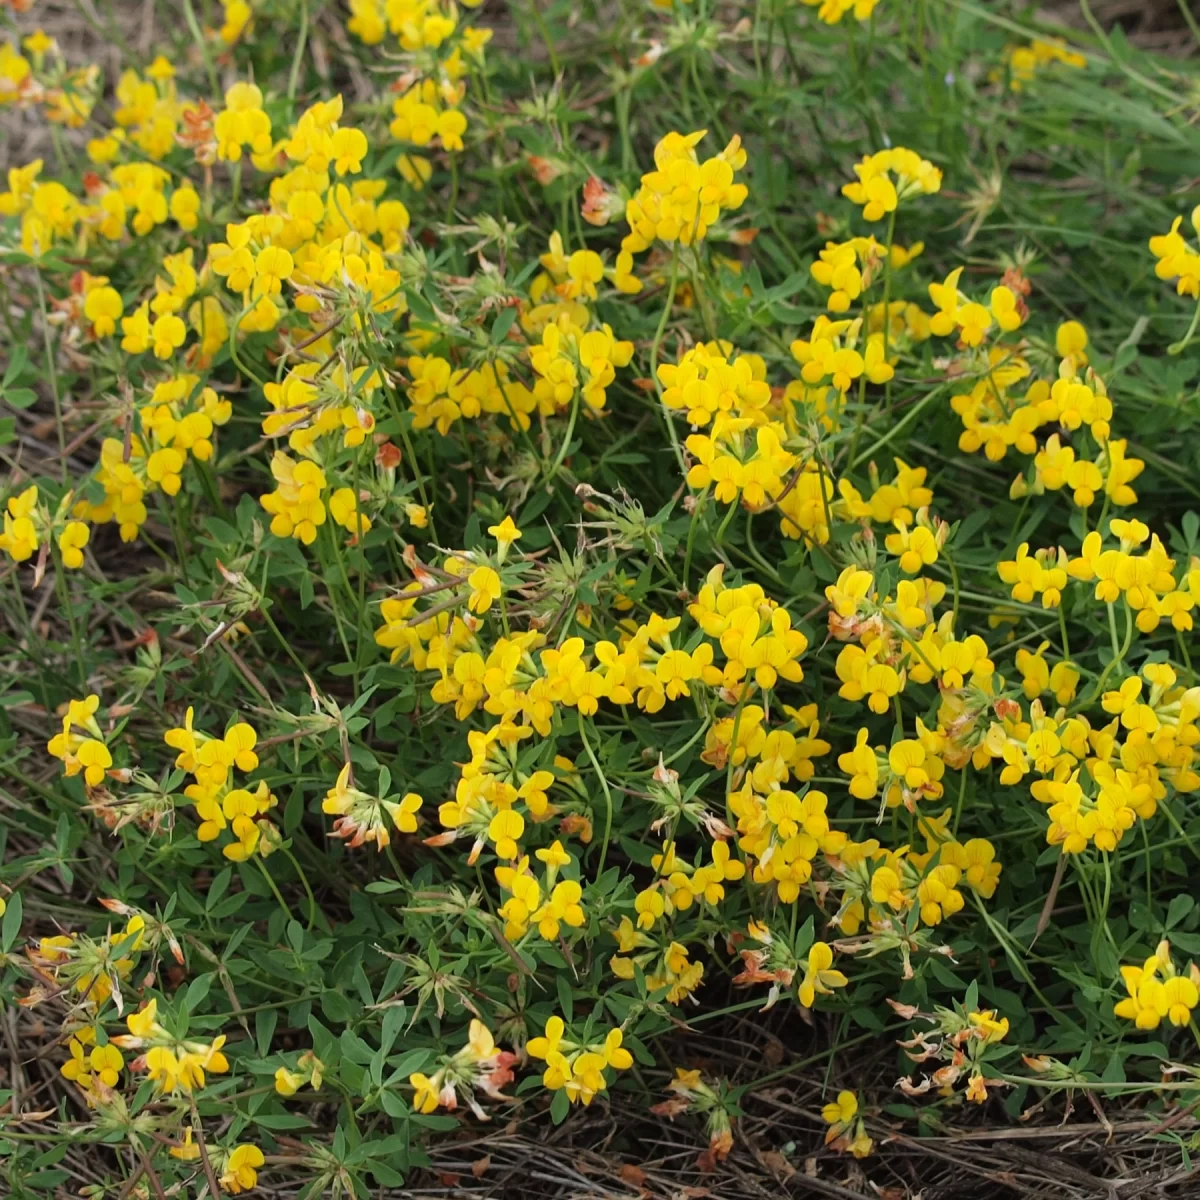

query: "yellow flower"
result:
(84, 286), (123, 337)
(968, 1010), (1009, 1043)
(274, 1067), (304, 1096)
(467, 565), (502, 614)
(219, 1144), (264, 1194)
(57, 521), (90, 569)
(488, 515), (522, 561)
(822, 1089), (857, 1126)
(171, 1128), (201, 1161)
(385, 792), (422, 834)
(409, 1071), (440, 1113)
(798, 941), (848, 1008)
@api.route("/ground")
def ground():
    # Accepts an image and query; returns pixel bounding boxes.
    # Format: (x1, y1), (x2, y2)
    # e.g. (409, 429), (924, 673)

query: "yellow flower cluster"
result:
(407, 354), (534, 435)
(997, 37), (1087, 91)
(1069, 519), (1198, 634)
(526, 1016), (633, 1106)
(734, 924), (850, 1008)
(897, 1005), (1010, 1105)
(112, 998), (229, 1094)
(1, 30), (101, 130)
(821, 1090), (873, 1158)
(323, 763), (422, 849)
(74, 373), (231, 544)
(0, 485), (90, 569)
(348, 0), (491, 183)
(381, 560), (799, 725)
(530, 315), (635, 414)
(3, 139), (198, 259)
(47, 694), (113, 786)
(1114, 941), (1200, 1030)
(802, 0), (881, 25)
(930, 291), (1144, 514)
(495, 840), (585, 941)
(841, 147), (943, 222)
(408, 1018), (517, 1118)
(61, 1025), (125, 1102)
(622, 130), (748, 253)
(164, 708), (278, 860)
(432, 724), (571, 862)
(978, 661), (1200, 855)
(1150, 207), (1200, 299)
(30, 913), (143, 1018)
(810, 236), (913, 312)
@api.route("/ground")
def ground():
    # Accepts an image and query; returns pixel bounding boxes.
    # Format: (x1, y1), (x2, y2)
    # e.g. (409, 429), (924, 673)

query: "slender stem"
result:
(1169, 300), (1200, 356)
(287, 0), (309, 101)
(650, 245), (687, 477)
(579, 717), (615, 879)
(351, 453), (369, 679)
(544, 390), (580, 484)
(259, 601), (311, 680)
(714, 497), (738, 548)
(1178, 0), (1200, 46)
(257, 857), (297, 925)
(32, 269), (66, 484)
(51, 547), (86, 690)
(281, 846), (318, 929)
(182, 0), (220, 98)
(446, 155), (460, 222)
(682, 491), (705, 594)
(324, 524), (358, 679)
(951, 767), (968, 839)
(529, 0), (561, 75)
(879, 207), (898, 414)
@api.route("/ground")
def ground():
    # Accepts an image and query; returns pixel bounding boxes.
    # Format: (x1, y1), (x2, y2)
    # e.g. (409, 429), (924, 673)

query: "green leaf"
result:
(549, 1087), (570, 1124)
(556, 974), (574, 1023)
(366, 1161), (406, 1186)
(2, 892), (22, 952)
(1166, 893), (1194, 929)
(490, 306), (517, 344)
(365, 879), (406, 894)
(381, 1004), (406, 1057)
(255, 1008), (279, 1057)
(252, 1113), (313, 1129)
(183, 973), (214, 1013)
(385, 1048), (430, 1081)
(206, 867), (232, 912)
(3, 347), (27, 387)
(2, 388), (37, 410)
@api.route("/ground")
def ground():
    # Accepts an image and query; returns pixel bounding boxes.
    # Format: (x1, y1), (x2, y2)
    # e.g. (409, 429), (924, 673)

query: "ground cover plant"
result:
(4, 0), (1200, 1196)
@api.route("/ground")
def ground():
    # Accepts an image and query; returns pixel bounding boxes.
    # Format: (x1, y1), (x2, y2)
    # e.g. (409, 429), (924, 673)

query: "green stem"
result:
(713, 498), (738, 548)
(287, 0), (309, 101)
(579, 717), (615, 879)
(281, 846), (318, 929)
(544, 390), (580, 484)
(324, 524), (358, 683)
(529, 0), (561, 75)
(32, 269), (66, 484)
(682, 492), (705, 594)
(1169, 300), (1200, 356)
(182, 0), (220, 98)
(51, 545), (86, 690)
(257, 858), (297, 926)
(879, 207), (897, 414)
(259, 601), (311, 680)
(650, 245), (687, 478)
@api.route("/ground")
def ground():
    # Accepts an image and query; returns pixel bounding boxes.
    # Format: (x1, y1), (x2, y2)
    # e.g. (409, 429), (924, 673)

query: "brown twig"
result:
(188, 1096), (223, 1200)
